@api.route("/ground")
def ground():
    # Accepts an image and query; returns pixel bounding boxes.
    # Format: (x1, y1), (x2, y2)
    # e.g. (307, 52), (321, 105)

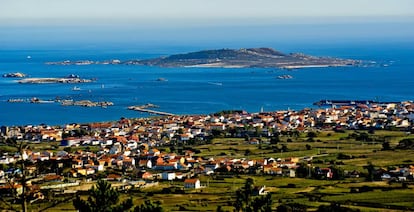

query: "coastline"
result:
(184, 63), (354, 69)
(280, 64), (351, 69)
(18, 77), (93, 84)
(44, 47), (361, 69)
(1, 44), (411, 126)
(184, 63), (247, 68)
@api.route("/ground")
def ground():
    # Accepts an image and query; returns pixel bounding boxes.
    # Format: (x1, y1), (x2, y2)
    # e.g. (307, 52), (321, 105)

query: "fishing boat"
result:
(208, 82), (223, 86)
(72, 86), (81, 91)
(157, 78), (168, 82)
(276, 75), (293, 79)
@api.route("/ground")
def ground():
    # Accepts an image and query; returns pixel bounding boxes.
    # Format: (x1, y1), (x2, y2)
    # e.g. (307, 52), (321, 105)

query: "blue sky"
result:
(1, 0), (413, 49)
(1, 0), (413, 26)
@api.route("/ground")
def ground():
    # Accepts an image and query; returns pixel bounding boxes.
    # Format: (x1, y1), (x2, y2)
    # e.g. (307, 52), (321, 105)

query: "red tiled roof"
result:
(184, 178), (199, 184)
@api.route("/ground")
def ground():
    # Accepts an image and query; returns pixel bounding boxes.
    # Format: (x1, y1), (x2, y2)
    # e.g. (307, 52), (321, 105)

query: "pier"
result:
(128, 104), (175, 116)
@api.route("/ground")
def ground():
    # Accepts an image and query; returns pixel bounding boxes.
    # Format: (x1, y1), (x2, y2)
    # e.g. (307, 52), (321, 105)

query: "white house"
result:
(184, 178), (201, 189)
(162, 172), (176, 181)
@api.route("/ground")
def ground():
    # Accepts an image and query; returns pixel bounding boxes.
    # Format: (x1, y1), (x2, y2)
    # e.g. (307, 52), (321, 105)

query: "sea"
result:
(1, 41), (413, 126)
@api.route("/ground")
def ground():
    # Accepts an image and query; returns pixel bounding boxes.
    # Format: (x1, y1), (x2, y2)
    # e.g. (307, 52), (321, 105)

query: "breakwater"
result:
(128, 104), (174, 116)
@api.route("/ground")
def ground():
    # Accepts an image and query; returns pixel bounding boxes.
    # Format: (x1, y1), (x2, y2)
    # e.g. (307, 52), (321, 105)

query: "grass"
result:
(3, 129), (414, 211)
(321, 189), (414, 207)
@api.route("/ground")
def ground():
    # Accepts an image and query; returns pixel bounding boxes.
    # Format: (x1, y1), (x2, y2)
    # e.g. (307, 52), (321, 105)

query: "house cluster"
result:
(1, 101), (414, 190)
(2, 101), (414, 142)
(315, 101), (414, 130)
(377, 165), (414, 182)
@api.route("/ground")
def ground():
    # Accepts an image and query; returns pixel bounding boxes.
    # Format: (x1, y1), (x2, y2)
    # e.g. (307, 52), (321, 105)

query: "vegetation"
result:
(73, 180), (133, 212)
(234, 178), (272, 212)
(2, 129), (414, 211)
(134, 200), (163, 212)
(0, 137), (35, 212)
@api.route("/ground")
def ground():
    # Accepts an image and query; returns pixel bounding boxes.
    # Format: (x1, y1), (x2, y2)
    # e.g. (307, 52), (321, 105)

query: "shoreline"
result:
(18, 77), (93, 84)
(280, 64), (351, 69)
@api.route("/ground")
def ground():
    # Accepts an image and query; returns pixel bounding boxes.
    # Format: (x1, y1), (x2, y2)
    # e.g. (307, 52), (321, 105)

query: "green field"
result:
(2, 130), (414, 211)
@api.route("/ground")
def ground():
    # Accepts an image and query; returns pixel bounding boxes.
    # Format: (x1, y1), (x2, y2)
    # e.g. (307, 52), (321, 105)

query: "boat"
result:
(67, 74), (80, 78)
(208, 82), (223, 86)
(276, 75), (293, 79)
(156, 78), (168, 82)
(72, 86), (81, 91)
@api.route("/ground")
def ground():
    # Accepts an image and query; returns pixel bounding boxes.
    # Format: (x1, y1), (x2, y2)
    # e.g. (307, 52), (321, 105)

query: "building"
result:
(162, 172), (176, 181)
(184, 178), (201, 189)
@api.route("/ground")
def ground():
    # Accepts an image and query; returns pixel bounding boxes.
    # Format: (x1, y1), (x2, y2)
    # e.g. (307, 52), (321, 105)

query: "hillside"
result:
(126, 47), (360, 68)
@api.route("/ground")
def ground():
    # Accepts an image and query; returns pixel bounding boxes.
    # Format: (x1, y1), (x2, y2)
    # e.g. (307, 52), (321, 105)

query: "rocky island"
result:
(17, 74), (93, 84)
(60, 99), (114, 107)
(46, 47), (361, 69)
(3, 72), (26, 78)
(127, 48), (360, 68)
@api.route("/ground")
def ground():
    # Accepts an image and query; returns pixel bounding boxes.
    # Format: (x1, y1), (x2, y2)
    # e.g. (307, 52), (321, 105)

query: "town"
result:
(1, 101), (414, 211)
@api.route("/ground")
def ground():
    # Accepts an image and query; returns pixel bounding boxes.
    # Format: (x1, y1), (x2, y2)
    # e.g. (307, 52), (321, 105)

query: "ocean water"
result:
(1, 42), (413, 126)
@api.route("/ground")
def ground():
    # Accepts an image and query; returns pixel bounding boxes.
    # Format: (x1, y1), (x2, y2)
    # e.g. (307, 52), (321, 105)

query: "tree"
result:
(277, 203), (307, 212)
(292, 130), (300, 138)
(363, 162), (376, 182)
(281, 144), (288, 152)
(396, 138), (414, 149)
(211, 129), (224, 138)
(254, 126), (262, 137)
(295, 162), (312, 178)
(73, 179), (133, 212)
(244, 149), (252, 156)
(356, 132), (371, 142)
(307, 131), (317, 139)
(234, 178), (272, 212)
(270, 135), (280, 144)
(329, 165), (345, 180)
(134, 200), (163, 212)
(381, 141), (391, 150)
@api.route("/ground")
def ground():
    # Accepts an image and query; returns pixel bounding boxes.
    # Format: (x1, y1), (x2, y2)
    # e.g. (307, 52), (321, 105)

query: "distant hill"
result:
(46, 47), (361, 69)
(125, 47), (360, 68)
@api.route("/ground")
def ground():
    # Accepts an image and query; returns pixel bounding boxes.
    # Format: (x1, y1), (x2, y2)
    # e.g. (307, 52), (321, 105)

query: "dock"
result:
(128, 104), (174, 116)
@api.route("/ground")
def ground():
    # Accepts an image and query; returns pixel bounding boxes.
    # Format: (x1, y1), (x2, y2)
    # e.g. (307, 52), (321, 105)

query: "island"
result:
(45, 47), (361, 69)
(128, 48), (360, 68)
(46, 59), (121, 65)
(3, 72), (26, 78)
(60, 99), (114, 107)
(17, 74), (93, 84)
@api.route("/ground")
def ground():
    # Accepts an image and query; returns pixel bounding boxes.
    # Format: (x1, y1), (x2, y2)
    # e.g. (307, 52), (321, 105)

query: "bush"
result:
(359, 186), (373, 192)
(287, 183), (296, 188)
(396, 138), (414, 149)
(350, 187), (359, 193)
(337, 153), (352, 160)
